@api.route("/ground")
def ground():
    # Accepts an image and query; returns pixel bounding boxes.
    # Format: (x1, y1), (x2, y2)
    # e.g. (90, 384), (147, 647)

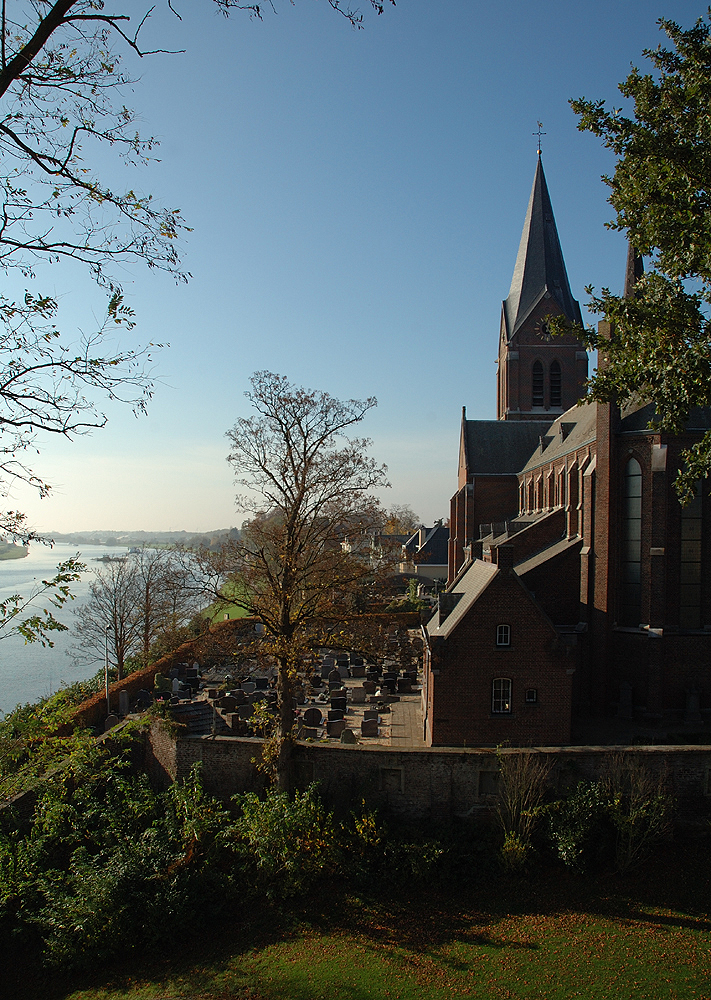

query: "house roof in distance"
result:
(503, 156), (583, 339)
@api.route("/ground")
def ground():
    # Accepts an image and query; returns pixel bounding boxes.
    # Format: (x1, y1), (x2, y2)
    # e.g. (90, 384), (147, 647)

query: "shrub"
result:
(233, 784), (336, 898)
(604, 754), (674, 874)
(496, 749), (551, 853)
(546, 781), (610, 871)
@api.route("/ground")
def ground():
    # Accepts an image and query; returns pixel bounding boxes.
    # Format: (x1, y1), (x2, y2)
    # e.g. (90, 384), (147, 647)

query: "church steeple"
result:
(496, 156), (588, 421)
(503, 156), (582, 338)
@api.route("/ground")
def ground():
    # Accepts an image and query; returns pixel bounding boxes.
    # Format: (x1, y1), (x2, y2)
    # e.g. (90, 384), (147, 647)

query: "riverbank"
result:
(0, 542), (28, 560)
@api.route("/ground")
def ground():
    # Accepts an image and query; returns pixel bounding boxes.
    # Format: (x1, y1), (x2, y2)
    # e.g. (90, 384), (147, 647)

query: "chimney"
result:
(495, 544), (515, 571)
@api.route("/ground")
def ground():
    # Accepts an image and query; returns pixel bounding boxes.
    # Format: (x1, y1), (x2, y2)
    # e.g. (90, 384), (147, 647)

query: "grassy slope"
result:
(12, 841), (711, 1000)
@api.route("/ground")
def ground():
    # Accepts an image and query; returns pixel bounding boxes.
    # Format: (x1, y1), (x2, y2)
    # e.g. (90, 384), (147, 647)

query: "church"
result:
(422, 154), (711, 747)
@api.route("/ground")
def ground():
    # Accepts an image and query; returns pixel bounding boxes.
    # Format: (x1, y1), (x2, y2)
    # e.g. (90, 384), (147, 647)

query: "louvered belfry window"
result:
(532, 361), (544, 407)
(550, 360), (562, 407)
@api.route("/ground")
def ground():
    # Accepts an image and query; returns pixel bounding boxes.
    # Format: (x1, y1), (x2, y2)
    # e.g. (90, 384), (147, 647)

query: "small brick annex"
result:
(424, 547), (574, 746)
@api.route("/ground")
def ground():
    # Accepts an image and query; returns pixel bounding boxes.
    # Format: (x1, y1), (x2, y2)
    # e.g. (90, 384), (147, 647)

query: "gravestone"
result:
(326, 719), (346, 737)
(303, 707), (323, 727)
(242, 681), (256, 694)
(338, 664), (350, 679)
(328, 668), (341, 684)
(330, 696), (347, 712)
(397, 678), (412, 694)
(328, 708), (344, 722)
(340, 728), (357, 744)
(363, 709), (379, 722)
(255, 677), (268, 690)
(350, 665), (366, 678)
(136, 689), (152, 710)
(238, 704), (254, 720)
(118, 690), (130, 716)
(362, 680), (377, 694)
(219, 695), (237, 712)
(104, 714), (120, 732)
(299, 726), (318, 739)
(360, 718), (378, 737)
(233, 689), (247, 706)
(350, 686), (367, 704)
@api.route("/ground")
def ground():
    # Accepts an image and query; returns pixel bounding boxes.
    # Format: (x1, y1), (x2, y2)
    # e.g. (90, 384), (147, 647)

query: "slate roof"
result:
(520, 401), (597, 473)
(618, 402), (711, 433)
(515, 535), (583, 576)
(503, 156), (583, 339)
(464, 419), (552, 475)
(426, 559), (499, 640)
(404, 523), (449, 565)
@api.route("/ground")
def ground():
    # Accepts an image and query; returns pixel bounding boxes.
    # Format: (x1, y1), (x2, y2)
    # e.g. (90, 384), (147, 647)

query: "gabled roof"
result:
(404, 523), (449, 565)
(503, 156), (582, 339)
(426, 559), (499, 639)
(463, 418), (552, 475)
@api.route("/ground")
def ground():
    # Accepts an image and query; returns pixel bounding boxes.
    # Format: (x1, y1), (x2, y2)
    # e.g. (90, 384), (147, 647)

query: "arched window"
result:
(550, 360), (562, 408)
(492, 678), (512, 713)
(532, 361), (544, 407)
(620, 458), (642, 626)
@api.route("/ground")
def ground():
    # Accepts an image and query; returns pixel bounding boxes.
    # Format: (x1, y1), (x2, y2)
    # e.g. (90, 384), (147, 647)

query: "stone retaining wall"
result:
(145, 723), (711, 819)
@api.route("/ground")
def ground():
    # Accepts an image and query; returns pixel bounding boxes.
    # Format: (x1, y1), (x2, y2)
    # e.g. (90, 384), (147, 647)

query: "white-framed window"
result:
(492, 678), (512, 714)
(496, 624), (511, 647)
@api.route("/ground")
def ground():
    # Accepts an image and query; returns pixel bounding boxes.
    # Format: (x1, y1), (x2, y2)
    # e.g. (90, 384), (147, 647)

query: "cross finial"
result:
(533, 121), (546, 155)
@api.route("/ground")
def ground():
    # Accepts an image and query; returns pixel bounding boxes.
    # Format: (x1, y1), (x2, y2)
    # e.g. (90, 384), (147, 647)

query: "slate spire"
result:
(623, 241), (644, 299)
(503, 156), (582, 338)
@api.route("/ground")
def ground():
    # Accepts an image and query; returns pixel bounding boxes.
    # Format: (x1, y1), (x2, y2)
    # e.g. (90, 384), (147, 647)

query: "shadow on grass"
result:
(7, 838), (711, 1000)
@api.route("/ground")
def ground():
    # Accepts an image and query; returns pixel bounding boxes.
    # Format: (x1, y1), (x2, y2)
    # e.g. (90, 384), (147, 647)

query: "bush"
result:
(604, 755), (674, 874)
(0, 756), (242, 970)
(233, 784), (337, 899)
(495, 749), (551, 854)
(546, 781), (610, 871)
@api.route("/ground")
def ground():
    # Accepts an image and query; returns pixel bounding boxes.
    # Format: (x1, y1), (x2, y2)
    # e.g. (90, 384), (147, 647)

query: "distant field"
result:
(203, 578), (251, 621)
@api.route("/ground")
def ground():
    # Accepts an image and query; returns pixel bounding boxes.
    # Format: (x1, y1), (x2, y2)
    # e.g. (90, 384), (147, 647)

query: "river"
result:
(0, 542), (129, 716)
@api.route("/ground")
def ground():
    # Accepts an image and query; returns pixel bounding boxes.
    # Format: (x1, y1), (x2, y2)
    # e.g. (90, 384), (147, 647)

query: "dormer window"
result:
(496, 624), (511, 647)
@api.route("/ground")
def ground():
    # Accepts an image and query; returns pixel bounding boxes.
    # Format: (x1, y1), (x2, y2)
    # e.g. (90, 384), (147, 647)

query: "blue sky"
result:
(9, 0), (704, 533)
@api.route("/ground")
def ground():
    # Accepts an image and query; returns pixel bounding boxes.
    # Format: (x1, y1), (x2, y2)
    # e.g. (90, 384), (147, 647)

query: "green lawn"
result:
(15, 843), (711, 1000)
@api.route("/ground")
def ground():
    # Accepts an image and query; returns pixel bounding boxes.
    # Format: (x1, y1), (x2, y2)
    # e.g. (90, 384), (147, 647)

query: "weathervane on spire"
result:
(533, 121), (546, 155)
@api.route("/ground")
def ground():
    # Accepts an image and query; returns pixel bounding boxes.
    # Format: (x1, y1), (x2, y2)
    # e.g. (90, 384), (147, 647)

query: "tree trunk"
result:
(276, 655), (294, 793)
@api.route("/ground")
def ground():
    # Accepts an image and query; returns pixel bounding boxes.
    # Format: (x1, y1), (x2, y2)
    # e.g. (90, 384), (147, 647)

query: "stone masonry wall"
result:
(146, 723), (711, 820)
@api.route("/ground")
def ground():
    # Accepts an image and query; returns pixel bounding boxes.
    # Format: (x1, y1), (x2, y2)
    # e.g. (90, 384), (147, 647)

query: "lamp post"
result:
(104, 624), (111, 716)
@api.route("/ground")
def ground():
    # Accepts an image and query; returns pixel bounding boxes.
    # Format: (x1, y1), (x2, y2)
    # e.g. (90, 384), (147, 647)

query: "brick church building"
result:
(422, 154), (711, 747)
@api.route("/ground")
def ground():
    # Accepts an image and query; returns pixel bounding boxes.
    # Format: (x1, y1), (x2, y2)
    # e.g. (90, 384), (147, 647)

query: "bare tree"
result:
(71, 547), (203, 678)
(72, 558), (141, 680)
(215, 372), (389, 789)
(131, 546), (203, 666)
